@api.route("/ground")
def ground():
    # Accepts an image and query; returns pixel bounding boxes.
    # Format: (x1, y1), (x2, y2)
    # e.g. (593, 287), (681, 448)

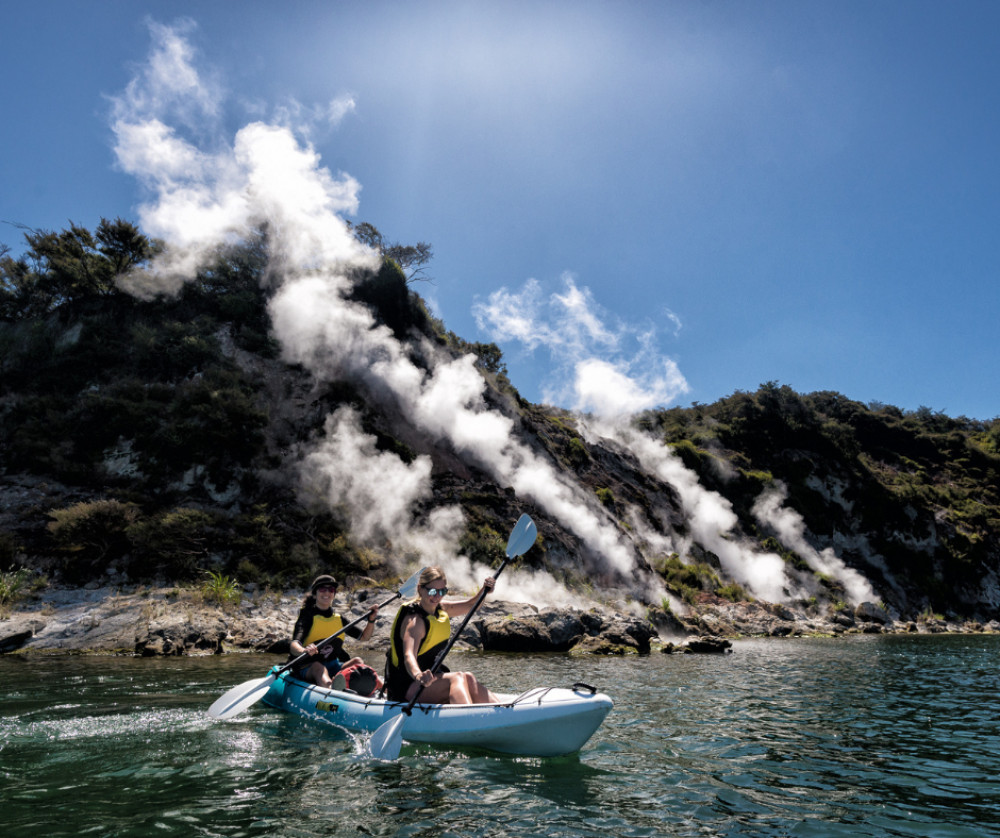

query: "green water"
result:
(3, 635), (1000, 837)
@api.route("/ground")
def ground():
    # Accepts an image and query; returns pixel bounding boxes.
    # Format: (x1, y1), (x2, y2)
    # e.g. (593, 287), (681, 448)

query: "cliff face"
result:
(637, 387), (1000, 620)
(2, 252), (999, 625)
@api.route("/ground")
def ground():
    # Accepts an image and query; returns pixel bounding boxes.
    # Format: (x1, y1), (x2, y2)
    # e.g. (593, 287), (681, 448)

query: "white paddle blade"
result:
(367, 713), (405, 760)
(207, 674), (276, 720)
(506, 514), (537, 559)
(397, 569), (422, 601)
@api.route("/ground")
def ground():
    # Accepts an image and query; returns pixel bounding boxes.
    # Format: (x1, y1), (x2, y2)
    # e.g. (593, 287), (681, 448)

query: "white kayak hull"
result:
(261, 669), (613, 757)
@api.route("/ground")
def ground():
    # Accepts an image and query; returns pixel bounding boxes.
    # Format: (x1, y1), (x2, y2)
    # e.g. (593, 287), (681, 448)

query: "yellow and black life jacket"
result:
(289, 605), (349, 664)
(303, 612), (345, 647)
(388, 601), (451, 673)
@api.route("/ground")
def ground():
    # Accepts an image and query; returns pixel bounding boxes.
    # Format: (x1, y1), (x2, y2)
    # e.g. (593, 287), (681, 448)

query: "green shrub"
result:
(566, 437), (589, 467)
(715, 583), (748, 602)
(0, 567), (32, 610)
(460, 523), (506, 567)
(658, 554), (721, 603)
(669, 439), (705, 473)
(200, 570), (242, 607)
(235, 558), (266, 586)
(47, 500), (141, 579)
(127, 507), (217, 580)
(0, 530), (20, 566)
(231, 506), (290, 574)
(349, 259), (415, 338)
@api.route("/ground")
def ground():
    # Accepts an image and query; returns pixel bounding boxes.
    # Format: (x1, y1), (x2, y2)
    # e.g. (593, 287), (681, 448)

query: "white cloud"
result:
(474, 273), (689, 417)
(327, 95), (358, 126)
(663, 308), (683, 338)
(473, 278), (548, 350)
(270, 94), (358, 138)
(113, 19), (221, 126)
(551, 278), (619, 352)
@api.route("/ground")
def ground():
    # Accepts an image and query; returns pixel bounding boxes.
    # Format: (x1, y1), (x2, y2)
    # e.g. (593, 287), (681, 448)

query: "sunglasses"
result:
(423, 585), (448, 597)
(315, 586), (337, 594)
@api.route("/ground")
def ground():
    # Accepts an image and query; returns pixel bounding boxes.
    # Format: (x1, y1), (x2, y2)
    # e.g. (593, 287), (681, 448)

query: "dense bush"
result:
(47, 500), (141, 581)
(459, 522), (507, 568)
(658, 554), (724, 605)
(127, 507), (219, 580)
(348, 259), (424, 338)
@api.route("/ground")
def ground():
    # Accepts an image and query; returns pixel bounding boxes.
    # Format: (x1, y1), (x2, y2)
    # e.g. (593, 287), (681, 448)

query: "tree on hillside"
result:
(348, 221), (434, 283)
(94, 216), (158, 276)
(0, 218), (157, 319)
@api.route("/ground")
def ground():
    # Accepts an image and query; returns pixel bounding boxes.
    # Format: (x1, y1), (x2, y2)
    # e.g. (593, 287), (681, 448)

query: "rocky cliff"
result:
(2, 228), (999, 642)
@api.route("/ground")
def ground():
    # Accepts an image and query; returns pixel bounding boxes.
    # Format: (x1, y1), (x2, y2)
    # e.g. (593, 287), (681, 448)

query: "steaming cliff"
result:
(1, 240), (998, 628)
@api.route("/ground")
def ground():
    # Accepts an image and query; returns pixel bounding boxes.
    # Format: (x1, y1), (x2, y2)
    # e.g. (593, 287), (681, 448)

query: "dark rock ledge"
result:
(2, 585), (998, 658)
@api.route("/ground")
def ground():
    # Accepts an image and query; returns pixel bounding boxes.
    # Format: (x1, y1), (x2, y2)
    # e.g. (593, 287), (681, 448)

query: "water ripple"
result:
(3, 636), (1000, 836)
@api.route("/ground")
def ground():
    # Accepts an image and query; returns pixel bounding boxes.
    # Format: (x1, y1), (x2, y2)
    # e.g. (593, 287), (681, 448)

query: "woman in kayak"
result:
(386, 566), (498, 704)
(289, 574), (379, 688)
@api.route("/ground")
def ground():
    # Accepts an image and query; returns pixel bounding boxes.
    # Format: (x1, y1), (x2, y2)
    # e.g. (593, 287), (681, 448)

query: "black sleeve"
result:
(291, 608), (312, 646)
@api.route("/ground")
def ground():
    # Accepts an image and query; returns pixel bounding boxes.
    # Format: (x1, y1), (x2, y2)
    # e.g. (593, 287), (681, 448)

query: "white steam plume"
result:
(474, 269), (797, 600)
(111, 21), (652, 604)
(753, 482), (876, 605)
(298, 407), (464, 557)
(111, 23), (372, 294)
(112, 22), (875, 612)
(472, 216), (877, 606)
(586, 419), (795, 603)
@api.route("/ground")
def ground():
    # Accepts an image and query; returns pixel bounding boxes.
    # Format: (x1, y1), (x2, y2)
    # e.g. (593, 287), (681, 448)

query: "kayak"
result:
(260, 668), (613, 756)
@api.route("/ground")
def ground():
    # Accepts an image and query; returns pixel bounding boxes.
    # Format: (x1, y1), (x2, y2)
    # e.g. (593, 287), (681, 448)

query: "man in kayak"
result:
(385, 566), (498, 704)
(288, 574), (379, 687)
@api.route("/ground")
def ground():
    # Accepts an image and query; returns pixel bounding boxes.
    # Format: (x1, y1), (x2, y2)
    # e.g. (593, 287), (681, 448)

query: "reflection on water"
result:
(2, 636), (1000, 837)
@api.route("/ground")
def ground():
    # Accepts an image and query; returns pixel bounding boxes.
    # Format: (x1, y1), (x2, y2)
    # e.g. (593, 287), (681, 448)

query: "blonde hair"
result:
(419, 566), (447, 587)
(404, 566), (448, 605)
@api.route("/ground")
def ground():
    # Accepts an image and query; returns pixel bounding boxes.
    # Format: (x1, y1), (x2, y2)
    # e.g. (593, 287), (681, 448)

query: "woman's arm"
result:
(289, 611), (315, 656)
(400, 614), (428, 680)
(359, 605), (379, 641)
(441, 577), (495, 618)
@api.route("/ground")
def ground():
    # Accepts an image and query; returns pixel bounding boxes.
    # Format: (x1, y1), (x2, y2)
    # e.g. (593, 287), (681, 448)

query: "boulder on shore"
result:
(5, 585), (1000, 658)
(476, 607), (657, 655)
(678, 636), (733, 654)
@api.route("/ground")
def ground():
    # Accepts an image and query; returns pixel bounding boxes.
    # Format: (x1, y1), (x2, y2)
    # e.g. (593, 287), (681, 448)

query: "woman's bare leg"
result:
(463, 672), (497, 703)
(405, 672), (474, 704)
(308, 661), (333, 688)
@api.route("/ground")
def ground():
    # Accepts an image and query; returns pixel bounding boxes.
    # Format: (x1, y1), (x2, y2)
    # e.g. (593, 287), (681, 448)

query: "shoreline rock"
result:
(2, 586), (998, 659)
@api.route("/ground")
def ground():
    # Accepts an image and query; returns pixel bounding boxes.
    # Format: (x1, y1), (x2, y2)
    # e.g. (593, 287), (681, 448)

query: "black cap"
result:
(310, 574), (338, 593)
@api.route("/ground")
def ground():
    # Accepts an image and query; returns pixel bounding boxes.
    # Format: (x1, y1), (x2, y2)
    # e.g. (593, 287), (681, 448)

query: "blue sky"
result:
(3, 1), (999, 420)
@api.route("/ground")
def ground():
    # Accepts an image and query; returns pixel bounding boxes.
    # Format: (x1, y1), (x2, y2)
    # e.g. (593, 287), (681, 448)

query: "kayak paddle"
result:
(207, 569), (422, 721)
(366, 513), (538, 760)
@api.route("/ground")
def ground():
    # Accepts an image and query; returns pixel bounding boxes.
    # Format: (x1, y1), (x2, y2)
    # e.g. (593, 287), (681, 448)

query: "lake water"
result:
(2, 634), (1000, 837)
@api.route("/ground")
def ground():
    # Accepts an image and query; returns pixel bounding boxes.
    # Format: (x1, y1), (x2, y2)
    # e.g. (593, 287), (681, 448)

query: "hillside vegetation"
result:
(640, 388), (1000, 616)
(2, 220), (999, 622)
